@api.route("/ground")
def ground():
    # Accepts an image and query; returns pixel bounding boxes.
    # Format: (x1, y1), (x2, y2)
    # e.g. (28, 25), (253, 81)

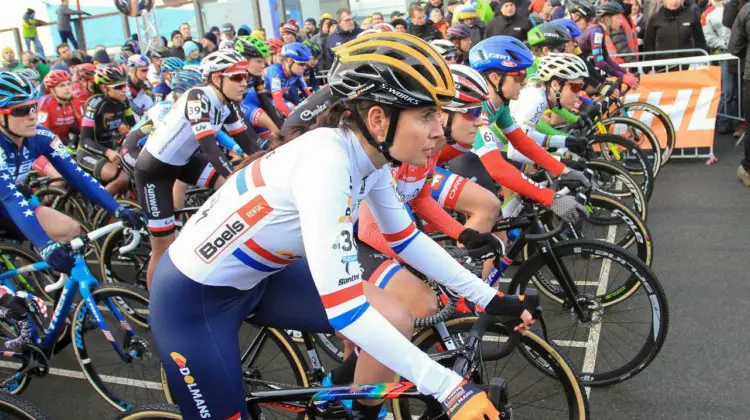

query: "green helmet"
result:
(235, 35), (270, 59)
(302, 40), (322, 58)
(527, 23), (572, 48)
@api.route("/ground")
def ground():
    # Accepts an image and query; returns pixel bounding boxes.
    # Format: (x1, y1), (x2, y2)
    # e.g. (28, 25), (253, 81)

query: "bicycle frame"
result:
(0, 255), (138, 361)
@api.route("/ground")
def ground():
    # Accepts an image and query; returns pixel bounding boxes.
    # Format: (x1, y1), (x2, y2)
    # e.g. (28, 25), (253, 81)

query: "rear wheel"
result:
(0, 391), (51, 419)
(587, 134), (654, 201)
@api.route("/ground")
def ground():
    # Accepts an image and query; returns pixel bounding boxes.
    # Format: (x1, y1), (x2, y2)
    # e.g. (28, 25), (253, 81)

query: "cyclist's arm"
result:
(79, 96), (109, 156)
(492, 113), (565, 175)
(0, 169), (51, 249)
(123, 106), (137, 127)
(590, 29), (626, 78)
(408, 181), (466, 240)
(185, 89), (233, 177)
(552, 107), (579, 124)
(291, 150), (464, 401)
(40, 131), (119, 214)
(256, 90), (285, 129)
(223, 103), (261, 155)
(473, 129), (556, 206)
(365, 171), (497, 307)
(437, 143), (472, 164)
(266, 69), (293, 117)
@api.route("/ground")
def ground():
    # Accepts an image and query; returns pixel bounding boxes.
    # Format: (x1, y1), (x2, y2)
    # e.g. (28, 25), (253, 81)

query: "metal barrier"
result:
(616, 52), (741, 160)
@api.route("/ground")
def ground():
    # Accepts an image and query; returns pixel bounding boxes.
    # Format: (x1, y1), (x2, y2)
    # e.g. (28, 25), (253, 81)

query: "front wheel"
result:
(0, 391), (51, 419)
(508, 239), (669, 386)
(392, 316), (589, 420)
(71, 282), (164, 411)
(115, 403), (182, 419)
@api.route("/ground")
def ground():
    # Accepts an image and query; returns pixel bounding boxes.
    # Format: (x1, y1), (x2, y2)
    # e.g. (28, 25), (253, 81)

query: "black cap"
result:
(93, 49), (111, 64)
(202, 32), (217, 45)
(305, 18), (317, 26)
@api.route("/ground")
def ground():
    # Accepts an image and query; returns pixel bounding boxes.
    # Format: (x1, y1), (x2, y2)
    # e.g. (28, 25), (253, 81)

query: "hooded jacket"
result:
(409, 19), (444, 41)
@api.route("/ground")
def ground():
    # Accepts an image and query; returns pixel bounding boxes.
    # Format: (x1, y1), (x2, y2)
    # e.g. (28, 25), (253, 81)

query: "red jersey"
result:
(37, 94), (81, 142)
(71, 83), (91, 125)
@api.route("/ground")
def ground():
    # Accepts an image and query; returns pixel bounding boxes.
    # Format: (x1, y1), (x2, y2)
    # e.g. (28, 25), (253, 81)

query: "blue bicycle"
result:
(0, 222), (166, 412)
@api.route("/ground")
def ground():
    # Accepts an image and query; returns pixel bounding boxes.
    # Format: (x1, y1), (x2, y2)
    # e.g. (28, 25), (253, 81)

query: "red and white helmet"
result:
(199, 50), (249, 77)
(443, 64), (489, 112)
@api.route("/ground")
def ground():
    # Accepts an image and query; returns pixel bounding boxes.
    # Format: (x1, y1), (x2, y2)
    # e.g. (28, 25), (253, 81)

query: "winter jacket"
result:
(608, 14), (640, 63)
(485, 13), (531, 40)
(729, 2), (750, 78)
(322, 24), (363, 71)
(644, 5), (709, 59)
(409, 20), (443, 41)
(704, 5), (731, 52)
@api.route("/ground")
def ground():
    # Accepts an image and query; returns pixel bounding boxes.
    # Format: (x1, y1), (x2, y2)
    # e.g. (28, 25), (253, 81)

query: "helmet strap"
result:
(494, 73), (509, 105)
(554, 79), (564, 109)
(211, 74), (232, 104)
(345, 101), (403, 167)
(444, 112), (457, 145)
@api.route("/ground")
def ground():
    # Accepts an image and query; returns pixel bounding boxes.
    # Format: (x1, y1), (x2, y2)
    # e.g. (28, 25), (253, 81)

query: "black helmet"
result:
(527, 23), (572, 48)
(150, 46), (171, 59)
(566, 0), (596, 19)
(596, 2), (625, 17)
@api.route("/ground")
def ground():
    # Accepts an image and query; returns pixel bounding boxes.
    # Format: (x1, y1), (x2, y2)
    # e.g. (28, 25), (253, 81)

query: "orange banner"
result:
(621, 67), (721, 150)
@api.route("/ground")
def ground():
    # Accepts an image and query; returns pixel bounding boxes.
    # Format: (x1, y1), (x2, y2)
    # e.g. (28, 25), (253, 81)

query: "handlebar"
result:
(43, 222), (141, 293)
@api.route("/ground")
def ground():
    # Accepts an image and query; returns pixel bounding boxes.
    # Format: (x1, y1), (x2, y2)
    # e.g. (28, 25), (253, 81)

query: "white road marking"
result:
(0, 360), (162, 390)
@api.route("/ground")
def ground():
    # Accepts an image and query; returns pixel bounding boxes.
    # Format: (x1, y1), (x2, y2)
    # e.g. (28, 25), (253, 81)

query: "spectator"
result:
(183, 40), (201, 65)
(392, 18), (409, 32)
(362, 17), (374, 30)
(372, 12), (385, 24)
(322, 8), (362, 69)
(631, 0), (645, 43)
(281, 21), (300, 43)
(201, 32), (218, 56)
(179, 22), (192, 41)
(210, 26), (221, 40)
(454, 3), (486, 44)
(329, 21), (339, 34)
(723, 1), (745, 137)
(303, 18), (319, 40)
(607, 1), (641, 63)
(56, 43), (75, 67)
(550, 0), (566, 19)
(92, 49), (110, 65)
(22, 8), (47, 58)
(391, 10), (406, 21)
(529, 0), (548, 14)
(729, 0), (750, 184)
(431, 7), (451, 37)
(312, 18), (332, 48)
(486, 0), (531, 40)
(425, 0), (445, 16)
(170, 31), (186, 59)
(539, 0), (555, 21)
(644, 0), (708, 60)
(705, 0), (735, 133)
(238, 24), (252, 37)
(221, 23), (236, 41)
(251, 29), (266, 40)
(22, 51), (50, 79)
(56, 0), (89, 50)
(409, 2), (443, 41)
(0, 47), (21, 72)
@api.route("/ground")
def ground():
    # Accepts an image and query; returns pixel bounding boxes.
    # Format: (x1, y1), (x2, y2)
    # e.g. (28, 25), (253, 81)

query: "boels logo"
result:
(170, 352), (212, 418)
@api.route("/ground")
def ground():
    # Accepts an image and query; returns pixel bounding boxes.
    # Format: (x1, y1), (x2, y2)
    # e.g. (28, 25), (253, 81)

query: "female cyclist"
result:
(77, 63), (135, 196)
(237, 36), (283, 142)
(150, 32), (534, 420)
(264, 42), (312, 117)
(152, 57), (184, 103)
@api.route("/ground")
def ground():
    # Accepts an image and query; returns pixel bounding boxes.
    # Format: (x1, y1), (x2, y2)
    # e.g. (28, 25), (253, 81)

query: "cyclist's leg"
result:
(97, 161), (129, 196)
(172, 181), (187, 212)
(134, 153), (180, 290)
(151, 253), (260, 420)
(177, 153), (225, 197)
(36, 206), (81, 242)
(432, 166), (501, 234)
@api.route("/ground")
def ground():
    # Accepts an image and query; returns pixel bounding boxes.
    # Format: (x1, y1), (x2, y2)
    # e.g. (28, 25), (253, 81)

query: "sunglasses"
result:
(223, 73), (250, 83)
(110, 84), (127, 90)
(0, 102), (38, 117)
(566, 81), (584, 93)
(293, 61), (309, 68)
(137, 68), (149, 73)
(506, 69), (526, 81)
(459, 107), (483, 119)
(444, 54), (457, 62)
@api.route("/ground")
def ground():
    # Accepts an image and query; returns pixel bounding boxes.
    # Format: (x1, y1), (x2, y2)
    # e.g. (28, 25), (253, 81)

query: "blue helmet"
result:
(161, 57), (185, 73)
(552, 18), (582, 38)
(127, 54), (150, 68)
(0, 72), (39, 108)
(171, 69), (203, 95)
(281, 42), (312, 62)
(469, 36), (534, 73)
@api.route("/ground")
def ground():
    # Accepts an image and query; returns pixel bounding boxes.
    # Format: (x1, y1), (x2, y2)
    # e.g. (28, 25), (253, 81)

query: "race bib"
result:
(186, 100), (202, 121)
(37, 111), (48, 124)
(593, 33), (603, 44)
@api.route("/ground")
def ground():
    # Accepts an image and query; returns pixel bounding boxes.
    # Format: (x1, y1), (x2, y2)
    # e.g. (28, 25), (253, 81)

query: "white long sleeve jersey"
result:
(167, 127), (498, 401)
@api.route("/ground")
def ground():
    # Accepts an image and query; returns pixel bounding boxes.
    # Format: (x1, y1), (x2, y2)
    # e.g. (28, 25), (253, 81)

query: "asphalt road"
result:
(8, 133), (750, 419)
